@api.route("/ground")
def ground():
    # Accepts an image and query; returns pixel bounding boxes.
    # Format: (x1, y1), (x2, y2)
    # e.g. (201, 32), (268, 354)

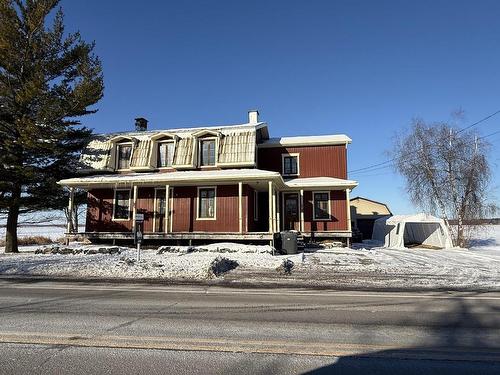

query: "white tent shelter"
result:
(372, 213), (454, 249)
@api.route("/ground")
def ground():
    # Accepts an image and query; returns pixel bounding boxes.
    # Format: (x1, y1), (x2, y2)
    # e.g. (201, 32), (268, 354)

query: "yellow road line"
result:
(0, 331), (499, 362)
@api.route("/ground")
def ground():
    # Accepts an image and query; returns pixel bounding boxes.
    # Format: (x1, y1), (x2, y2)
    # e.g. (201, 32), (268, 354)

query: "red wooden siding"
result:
(258, 145), (347, 179)
(302, 190), (347, 232)
(136, 188), (155, 232)
(86, 189), (132, 232)
(86, 186), (348, 235)
(171, 185), (244, 233)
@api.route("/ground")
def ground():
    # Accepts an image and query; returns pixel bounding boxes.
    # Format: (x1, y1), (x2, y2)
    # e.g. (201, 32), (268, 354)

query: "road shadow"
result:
(303, 292), (500, 375)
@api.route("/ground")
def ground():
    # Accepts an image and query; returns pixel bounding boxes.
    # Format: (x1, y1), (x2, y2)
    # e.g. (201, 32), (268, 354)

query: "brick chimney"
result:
(135, 117), (148, 131)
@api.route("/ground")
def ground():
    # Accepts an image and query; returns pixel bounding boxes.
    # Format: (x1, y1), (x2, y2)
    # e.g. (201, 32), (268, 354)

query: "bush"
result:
(276, 259), (294, 275)
(208, 256), (239, 277)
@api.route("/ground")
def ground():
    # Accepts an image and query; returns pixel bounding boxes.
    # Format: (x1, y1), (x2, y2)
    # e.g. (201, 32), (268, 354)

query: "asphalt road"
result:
(1, 280), (500, 374)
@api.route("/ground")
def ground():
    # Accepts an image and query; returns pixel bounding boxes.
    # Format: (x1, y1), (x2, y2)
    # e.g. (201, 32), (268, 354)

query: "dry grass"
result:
(0, 236), (54, 247)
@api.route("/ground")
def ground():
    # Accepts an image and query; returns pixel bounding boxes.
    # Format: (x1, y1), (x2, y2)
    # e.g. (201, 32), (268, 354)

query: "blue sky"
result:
(61, 0), (500, 214)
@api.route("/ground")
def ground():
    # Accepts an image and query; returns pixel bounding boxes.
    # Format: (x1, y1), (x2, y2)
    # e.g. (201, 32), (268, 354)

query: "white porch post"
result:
(346, 188), (352, 232)
(238, 182), (243, 233)
(268, 181), (273, 233)
(132, 185), (138, 233)
(300, 189), (304, 232)
(272, 188), (277, 233)
(67, 187), (74, 234)
(276, 190), (280, 232)
(346, 188), (352, 248)
(165, 184), (170, 233)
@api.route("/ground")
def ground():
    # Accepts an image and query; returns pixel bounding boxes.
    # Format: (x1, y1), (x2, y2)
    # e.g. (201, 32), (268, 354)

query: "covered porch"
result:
(59, 169), (286, 245)
(58, 170), (358, 245)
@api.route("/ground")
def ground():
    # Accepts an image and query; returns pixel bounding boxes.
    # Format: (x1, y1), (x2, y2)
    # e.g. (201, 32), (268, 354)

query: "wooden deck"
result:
(81, 231), (274, 242)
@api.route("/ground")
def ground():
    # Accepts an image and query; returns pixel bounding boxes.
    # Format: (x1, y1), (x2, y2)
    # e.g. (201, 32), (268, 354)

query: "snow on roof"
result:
(259, 134), (352, 148)
(284, 177), (358, 189)
(58, 169), (283, 187)
(379, 213), (445, 224)
(97, 122), (267, 139)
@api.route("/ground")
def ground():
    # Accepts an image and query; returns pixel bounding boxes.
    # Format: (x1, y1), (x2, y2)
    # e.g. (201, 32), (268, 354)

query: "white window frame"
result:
(198, 137), (218, 168)
(115, 142), (133, 171)
(312, 190), (331, 221)
(157, 140), (175, 169)
(112, 189), (132, 221)
(281, 153), (300, 176)
(196, 186), (217, 220)
(253, 190), (258, 221)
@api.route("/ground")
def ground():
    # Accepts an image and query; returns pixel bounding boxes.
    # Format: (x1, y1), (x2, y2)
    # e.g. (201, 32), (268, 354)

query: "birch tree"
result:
(391, 118), (497, 247)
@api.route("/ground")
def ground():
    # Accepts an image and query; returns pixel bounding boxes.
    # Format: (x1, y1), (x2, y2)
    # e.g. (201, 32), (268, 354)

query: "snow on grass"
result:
(0, 243), (287, 281)
(0, 226), (499, 290)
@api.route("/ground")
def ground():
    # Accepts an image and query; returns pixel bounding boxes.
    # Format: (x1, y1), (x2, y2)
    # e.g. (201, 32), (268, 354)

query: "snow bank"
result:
(0, 227), (499, 290)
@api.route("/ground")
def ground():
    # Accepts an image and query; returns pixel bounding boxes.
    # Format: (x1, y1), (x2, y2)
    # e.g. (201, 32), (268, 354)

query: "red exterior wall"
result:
(86, 185), (251, 233)
(302, 190), (348, 232)
(171, 185), (246, 232)
(136, 187), (155, 232)
(257, 145), (347, 179)
(86, 189), (132, 232)
(86, 186), (348, 234)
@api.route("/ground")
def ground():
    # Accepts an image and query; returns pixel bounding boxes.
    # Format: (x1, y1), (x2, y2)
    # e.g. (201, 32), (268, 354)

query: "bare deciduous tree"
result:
(391, 118), (497, 247)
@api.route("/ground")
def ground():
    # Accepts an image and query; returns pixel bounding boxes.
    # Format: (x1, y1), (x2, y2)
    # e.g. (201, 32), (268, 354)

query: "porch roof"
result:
(284, 177), (358, 189)
(57, 169), (286, 189)
(58, 170), (358, 191)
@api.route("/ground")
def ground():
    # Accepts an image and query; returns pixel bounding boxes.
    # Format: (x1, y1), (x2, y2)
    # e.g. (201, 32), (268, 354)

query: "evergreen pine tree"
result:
(0, 0), (103, 252)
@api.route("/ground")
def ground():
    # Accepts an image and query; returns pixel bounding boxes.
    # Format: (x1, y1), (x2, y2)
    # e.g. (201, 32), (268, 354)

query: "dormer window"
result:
(282, 153), (299, 176)
(157, 141), (174, 168)
(116, 143), (132, 170)
(200, 138), (216, 166)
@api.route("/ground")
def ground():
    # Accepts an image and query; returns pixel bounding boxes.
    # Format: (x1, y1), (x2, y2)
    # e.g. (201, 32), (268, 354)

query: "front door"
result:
(283, 193), (300, 231)
(154, 188), (173, 232)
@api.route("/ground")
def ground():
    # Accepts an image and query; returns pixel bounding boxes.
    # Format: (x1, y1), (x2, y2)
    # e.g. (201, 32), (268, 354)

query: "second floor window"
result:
(158, 141), (174, 168)
(117, 143), (132, 169)
(200, 139), (216, 166)
(283, 155), (298, 175)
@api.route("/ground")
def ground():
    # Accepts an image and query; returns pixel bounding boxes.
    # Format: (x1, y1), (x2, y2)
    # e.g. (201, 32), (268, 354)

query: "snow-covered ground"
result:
(0, 226), (499, 291)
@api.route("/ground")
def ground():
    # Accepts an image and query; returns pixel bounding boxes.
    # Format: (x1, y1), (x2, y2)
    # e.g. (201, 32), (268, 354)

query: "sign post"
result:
(135, 213), (144, 262)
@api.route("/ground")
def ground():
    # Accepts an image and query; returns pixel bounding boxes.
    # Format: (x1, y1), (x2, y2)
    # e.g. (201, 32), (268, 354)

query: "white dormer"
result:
(108, 135), (135, 171)
(149, 132), (178, 169)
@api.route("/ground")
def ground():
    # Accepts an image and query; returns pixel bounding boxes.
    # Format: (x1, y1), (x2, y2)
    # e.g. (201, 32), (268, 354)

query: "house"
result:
(58, 111), (358, 245)
(350, 196), (392, 240)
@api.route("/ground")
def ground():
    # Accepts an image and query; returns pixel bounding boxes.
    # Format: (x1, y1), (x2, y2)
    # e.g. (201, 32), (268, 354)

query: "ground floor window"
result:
(313, 191), (330, 220)
(198, 187), (216, 219)
(113, 189), (131, 220)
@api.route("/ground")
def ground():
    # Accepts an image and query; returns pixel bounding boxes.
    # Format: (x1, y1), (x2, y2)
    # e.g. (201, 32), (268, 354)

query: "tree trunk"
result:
(73, 206), (79, 233)
(5, 201), (20, 254)
(457, 214), (465, 248)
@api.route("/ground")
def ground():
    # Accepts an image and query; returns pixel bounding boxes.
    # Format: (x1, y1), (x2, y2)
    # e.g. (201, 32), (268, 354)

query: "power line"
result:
(348, 108), (500, 174)
(479, 129), (500, 140)
(456, 110), (500, 134)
